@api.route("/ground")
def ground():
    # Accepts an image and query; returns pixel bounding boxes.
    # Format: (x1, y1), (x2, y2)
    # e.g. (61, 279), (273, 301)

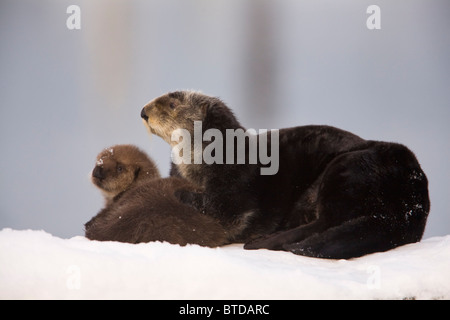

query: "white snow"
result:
(1, 228), (449, 300)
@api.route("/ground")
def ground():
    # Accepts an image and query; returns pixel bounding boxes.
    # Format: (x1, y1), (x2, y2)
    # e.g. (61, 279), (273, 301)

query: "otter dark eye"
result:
(117, 165), (123, 173)
(169, 102), (176, 109)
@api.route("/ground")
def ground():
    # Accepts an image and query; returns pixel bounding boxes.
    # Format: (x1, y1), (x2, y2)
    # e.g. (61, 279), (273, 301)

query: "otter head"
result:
(140, 91), (243, 146)
(91, 144), (160, 203)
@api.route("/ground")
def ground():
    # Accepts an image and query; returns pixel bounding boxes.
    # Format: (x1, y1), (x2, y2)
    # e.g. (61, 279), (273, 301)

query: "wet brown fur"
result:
(85, 144), (230, 247)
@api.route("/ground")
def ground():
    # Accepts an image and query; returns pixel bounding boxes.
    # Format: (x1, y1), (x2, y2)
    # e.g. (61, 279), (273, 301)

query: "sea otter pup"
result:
(85, 144), (229, 247)
(91, 145), (161, 206)
(140, 91), (430, 259)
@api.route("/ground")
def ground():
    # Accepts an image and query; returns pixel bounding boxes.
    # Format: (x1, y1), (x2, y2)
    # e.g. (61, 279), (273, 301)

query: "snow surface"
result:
(1, 228), (449, 300)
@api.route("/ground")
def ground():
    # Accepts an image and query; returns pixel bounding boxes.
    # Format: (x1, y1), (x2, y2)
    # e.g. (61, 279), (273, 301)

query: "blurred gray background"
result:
(1, 0), (449, 239)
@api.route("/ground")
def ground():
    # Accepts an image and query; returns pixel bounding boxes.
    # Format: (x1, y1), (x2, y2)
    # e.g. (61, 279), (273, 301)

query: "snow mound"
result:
(1, 228), (449, 299)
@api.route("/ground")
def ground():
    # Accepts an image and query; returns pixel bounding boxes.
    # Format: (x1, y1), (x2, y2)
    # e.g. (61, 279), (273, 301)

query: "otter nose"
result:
(92, 166), (105, 180)
(141, 107), (149, 121)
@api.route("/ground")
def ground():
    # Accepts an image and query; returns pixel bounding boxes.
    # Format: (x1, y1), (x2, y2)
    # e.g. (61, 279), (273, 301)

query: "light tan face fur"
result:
(91, 145), (160, 202)
(141, 91), (207, 146)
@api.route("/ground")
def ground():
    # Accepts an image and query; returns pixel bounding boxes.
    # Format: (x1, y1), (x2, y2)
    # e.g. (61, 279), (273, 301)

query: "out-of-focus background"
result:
(1, 0), (449, 239)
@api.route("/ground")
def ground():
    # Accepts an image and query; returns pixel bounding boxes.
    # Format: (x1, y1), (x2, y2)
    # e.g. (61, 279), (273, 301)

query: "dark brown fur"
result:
(85, 144), (230, 247)
(141, 91), (430, 259)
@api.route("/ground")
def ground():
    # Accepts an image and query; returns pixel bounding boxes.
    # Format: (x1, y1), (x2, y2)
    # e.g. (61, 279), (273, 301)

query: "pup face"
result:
(140, 91), (209, 144)
(91, 145), (160, 201)
(91, 148), (138, 200)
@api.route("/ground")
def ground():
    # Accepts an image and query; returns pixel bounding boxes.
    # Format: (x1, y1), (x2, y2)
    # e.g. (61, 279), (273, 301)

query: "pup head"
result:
(91, 144), (160, 202)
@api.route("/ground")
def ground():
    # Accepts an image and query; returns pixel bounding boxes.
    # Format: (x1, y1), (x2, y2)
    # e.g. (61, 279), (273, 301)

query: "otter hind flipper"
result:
(244, 219), (329, 251)
(245, 216), (401, 259)
(282, 216), (397, 259)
